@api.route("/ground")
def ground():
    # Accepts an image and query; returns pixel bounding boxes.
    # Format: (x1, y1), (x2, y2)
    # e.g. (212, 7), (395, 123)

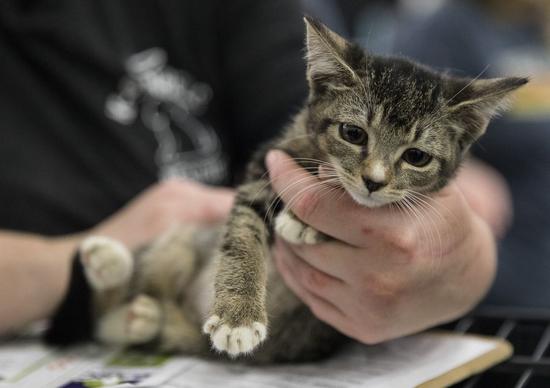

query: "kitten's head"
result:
(303, 17), (527, 207)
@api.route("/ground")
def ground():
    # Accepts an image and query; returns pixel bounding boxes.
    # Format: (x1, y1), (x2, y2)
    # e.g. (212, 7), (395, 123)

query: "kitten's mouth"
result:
(339, 180), (393, 208)
(348, 190), (389, 208)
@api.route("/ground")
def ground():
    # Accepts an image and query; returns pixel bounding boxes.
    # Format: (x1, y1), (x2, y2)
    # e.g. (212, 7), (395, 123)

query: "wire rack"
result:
(448, 307), (550, 388)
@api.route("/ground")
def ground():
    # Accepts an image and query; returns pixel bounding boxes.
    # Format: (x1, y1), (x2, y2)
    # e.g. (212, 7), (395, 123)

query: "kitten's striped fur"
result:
(46, 17), (526, 363)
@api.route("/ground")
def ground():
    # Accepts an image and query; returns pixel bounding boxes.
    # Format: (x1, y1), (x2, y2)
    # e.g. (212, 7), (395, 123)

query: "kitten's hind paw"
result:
(96, 294), (161, 345)
(126, 295), (162, 343)
(80, 236), (133, 290)
(203, 315), (267, 357)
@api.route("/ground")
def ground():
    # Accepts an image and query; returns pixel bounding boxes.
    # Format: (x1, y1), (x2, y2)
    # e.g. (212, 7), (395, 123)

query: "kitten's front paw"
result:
(203, 315), (267, 357)
(80, 236), (133, 290)
(275, 211), (324, 244)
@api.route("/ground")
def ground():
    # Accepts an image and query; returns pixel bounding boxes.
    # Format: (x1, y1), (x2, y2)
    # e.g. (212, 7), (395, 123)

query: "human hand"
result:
(455, 158), (512, 238)
(91, 179), (235, 249)
(267, 150), (496, 344)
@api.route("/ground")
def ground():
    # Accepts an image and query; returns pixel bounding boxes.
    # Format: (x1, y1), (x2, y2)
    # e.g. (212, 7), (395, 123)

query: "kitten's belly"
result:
(186, 260), (216, 321)
(186, 253), (301, 322)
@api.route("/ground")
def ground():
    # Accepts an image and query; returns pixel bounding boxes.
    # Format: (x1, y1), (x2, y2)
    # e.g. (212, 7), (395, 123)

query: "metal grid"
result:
(449, 307), (550, 388)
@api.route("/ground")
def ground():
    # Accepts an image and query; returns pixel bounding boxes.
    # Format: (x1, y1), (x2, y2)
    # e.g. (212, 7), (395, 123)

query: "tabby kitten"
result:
(45, 17), (526, 363)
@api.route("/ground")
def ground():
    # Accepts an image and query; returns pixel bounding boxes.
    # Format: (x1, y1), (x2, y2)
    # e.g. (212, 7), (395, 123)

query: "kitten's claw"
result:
(80, 236), (133, 290)
(275, 211), (323, 244)
(202, 315), (221, 335)
(203, 315), (267, 357)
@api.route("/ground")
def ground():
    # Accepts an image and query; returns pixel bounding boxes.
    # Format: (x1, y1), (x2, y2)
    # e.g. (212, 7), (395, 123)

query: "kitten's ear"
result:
(448, 77), (528, 115)
(446, 76), (528, 149)
(304, 16), (362, 91)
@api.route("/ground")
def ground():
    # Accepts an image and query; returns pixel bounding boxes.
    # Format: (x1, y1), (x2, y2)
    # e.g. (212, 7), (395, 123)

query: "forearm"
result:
(0, 231), (81, 334)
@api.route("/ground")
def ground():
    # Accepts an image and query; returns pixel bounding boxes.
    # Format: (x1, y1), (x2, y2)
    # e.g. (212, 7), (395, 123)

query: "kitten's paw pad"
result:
(126, 295), (161, 343)
(204, 317), (267, 357)
(275, 212), (322, 244)
(80, 236), (133, 290)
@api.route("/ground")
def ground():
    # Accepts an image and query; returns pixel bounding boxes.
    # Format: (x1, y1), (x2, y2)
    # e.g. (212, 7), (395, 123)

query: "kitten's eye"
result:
(339, 123), (368, 145)
(402, 148), (432, 167)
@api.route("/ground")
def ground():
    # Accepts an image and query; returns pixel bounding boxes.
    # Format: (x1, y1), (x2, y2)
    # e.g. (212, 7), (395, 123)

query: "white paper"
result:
(162, 334), (500, 388)
(0, 332), (501, 388)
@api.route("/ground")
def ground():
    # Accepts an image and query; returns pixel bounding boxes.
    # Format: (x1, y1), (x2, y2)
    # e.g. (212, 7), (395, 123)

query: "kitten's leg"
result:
(80, 236), (133, 291)
(137, 225), (212, 298)
(81, 236), (137, 338)
(203, 181), (271, 357)
(274, 208), (325, 244)
(96, 294), (161, 345)
(157, 300), (206, 354)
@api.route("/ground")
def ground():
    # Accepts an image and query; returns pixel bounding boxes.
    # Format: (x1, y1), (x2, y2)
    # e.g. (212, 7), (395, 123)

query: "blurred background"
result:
(303, 0), (550, 308)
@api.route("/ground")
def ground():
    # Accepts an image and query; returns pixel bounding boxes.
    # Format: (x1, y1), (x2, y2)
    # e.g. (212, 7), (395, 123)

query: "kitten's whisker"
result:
(263, 174), (326, 223)
(251, 157), (343, 208)
(401, 195), (434, 265)
(327, 165), (356, 186)
(406, 191), (446, 222)
(275, 133), (313, 144)
(404, 192), (444, 275)
(407, 196), (440, 269)
(446, 65), (490, 106)
(258, 156), (341, 222)
(264, 178), (341, 224)
(255, 165), (320, 184)
(419, 65), (491, 132)
(250, 166), (324, 204)
(278, 179), (342, 219)
(407, 189), (458, 226)
(263, 172), (322, 220)
(253, 162), (321, 185)
(334, 184), (349, 203)
(314, 183), (345, 208)
(277, 182), (339, 223)
(290, 158), (336, 169)
(289, 158), (358, 186)
(395, 198), (421, 256)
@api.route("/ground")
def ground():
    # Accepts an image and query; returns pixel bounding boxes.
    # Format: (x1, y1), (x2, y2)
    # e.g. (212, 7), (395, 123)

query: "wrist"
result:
(0, 232), (84, 333)
(42, 233), (87, 314)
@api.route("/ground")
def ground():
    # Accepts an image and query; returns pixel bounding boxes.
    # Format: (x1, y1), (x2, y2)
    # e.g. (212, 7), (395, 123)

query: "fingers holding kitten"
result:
(272, 240), (354, 337)
(273, 239), (345, 309)
(266, 150), (393, 247)
(267, 150), (460, 251)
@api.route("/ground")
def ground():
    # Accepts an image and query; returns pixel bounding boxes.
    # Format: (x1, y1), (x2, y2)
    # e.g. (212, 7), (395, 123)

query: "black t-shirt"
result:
(0, 0), (307, 235)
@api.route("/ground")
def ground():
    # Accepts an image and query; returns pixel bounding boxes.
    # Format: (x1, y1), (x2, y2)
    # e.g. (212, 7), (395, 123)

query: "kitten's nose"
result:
(363, 177), (386, 192)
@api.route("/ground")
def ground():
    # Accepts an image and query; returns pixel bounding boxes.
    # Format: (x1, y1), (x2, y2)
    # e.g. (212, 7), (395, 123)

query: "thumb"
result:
(200, 187), (236, 222)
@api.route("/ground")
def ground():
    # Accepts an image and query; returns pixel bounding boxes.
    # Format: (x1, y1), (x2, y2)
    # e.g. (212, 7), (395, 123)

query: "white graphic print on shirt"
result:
(105, 47), (227, 183)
